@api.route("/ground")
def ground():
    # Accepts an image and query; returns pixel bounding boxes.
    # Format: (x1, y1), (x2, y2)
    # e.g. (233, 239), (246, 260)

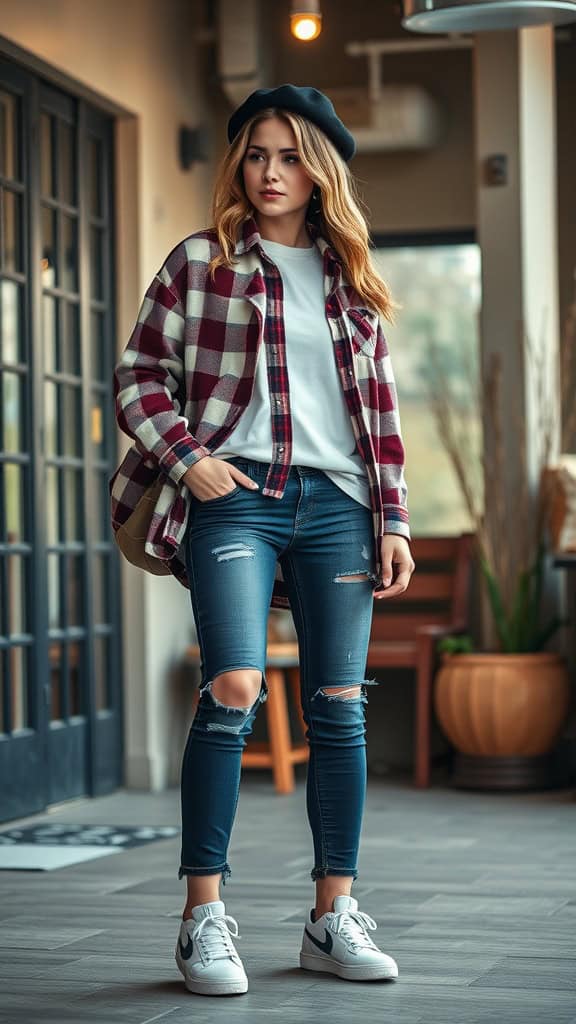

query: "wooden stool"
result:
(184, 641), (309, 794)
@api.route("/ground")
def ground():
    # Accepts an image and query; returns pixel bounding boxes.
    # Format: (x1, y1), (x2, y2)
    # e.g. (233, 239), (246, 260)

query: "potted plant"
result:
(426, 292), (576, 790)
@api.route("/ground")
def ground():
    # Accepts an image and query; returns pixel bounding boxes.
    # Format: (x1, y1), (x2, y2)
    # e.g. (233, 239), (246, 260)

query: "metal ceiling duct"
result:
(401, 0), (576, 32)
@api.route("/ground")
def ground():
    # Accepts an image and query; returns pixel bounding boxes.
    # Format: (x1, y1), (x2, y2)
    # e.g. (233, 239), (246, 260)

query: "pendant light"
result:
(290, 0), (322, 41)
(401, 0), (576, 32)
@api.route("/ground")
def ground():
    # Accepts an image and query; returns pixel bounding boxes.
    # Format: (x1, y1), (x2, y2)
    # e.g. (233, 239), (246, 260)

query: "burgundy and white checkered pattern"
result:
(110, 216), (410, 608)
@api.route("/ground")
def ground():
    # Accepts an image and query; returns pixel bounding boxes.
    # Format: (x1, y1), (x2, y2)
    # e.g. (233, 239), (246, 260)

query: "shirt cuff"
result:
(381, 516), (411, 541)
(159, 440), (213, 484)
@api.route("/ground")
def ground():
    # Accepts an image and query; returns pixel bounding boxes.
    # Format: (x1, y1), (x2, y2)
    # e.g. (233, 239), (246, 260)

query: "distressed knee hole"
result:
(311, 679), (380, 703)
(197, 671), (268, 734)
(316, 685), (362, 701)
(209, 669), (263, 708)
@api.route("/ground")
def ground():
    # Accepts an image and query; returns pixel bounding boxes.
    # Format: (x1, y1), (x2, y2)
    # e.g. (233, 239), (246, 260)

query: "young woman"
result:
(112, 84), (415, 996)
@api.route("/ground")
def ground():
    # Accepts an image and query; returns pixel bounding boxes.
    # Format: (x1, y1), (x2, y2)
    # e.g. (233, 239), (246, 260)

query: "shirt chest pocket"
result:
(345, 307), (379, 358)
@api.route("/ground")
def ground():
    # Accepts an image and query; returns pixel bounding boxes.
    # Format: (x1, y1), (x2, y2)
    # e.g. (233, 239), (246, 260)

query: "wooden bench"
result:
(366, 532), (474, 788)
(184, 640), (308, 794)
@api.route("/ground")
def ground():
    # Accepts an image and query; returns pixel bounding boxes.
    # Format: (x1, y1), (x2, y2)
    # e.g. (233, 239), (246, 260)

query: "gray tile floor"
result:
(1, 773), (575, 1024)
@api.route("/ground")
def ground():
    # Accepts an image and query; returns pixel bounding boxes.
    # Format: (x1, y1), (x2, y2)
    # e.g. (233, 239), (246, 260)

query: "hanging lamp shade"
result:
(401, 0), (576, 32)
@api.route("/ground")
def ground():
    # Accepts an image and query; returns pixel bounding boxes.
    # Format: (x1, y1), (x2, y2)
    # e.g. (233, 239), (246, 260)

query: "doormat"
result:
(0, 823), (179, 871)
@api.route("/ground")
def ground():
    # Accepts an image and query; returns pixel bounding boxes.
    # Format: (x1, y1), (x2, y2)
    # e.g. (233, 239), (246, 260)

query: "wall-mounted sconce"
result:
(178, 125), (209, 169)
(290, 0), (322, 41)
(483, 153), (508, 185)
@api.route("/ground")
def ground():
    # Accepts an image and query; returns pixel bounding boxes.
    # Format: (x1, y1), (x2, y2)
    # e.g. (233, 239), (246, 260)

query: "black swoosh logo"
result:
(305, 926), (333, 954)
(179, 934), (194, 960)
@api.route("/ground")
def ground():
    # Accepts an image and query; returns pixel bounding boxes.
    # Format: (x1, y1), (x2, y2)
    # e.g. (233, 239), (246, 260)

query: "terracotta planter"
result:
(433, 651), (571, 757)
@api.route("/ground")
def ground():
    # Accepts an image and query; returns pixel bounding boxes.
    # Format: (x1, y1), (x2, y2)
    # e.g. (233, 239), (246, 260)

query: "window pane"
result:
(47, 552), (61, 629)
(0, 90), (20, 181)
(66, 554), (84, 626)
(41, 206), (57, 288)
(1, 280), (23, 364)
(63, 468), (82, 542)
(58, 121), (75, 206)
(40, 113), (55, 198)
(91, 393), (105, 458)
(49, 641), (65, 721)
(68, 641), (82, 716)
(62, 302), (80, 375)
(2, 371), (24, 453)
(93, 471), (109, 541)
(42, 294), (58, 375)
(0, 653), (4, 733)
(6, 553), (26, 635)
(46, 466), (60, 545)
(94, 636), (110, 711)
(87, 136), (103, 217)
(90, 225), (104, 300)
(90, 311), (106, 380)
(4, 463), (24, 543)
(92, 553), (108, 623)
(2, 190), (23, 273)
(372, 243), (481, 536)
(45, 383), (83, 458)
(62, 214), (78, 293)
(9, 646), (29, 731)
(44, 380), (58, 456)
(62, 385), (82, 457)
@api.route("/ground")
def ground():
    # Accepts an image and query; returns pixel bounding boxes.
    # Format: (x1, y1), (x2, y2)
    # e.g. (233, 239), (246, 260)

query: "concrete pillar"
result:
(473, 25), (562, 649)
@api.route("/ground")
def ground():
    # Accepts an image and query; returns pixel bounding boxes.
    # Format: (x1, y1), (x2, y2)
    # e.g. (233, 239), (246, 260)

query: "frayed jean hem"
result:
(311, 866), (358, 881)
(178, 862), (232, 885)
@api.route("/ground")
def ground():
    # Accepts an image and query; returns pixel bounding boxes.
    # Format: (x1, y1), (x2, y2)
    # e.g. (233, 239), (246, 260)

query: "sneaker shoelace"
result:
(192, 913), (241, 963)
(330, 909), (380, 953)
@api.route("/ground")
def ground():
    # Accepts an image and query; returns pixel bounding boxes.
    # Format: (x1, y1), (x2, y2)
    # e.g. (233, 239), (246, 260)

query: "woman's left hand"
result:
(374, 534), (415, 600)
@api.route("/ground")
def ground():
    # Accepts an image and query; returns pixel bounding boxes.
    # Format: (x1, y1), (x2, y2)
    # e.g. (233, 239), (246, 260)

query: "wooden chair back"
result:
(370, 532), (475, 642)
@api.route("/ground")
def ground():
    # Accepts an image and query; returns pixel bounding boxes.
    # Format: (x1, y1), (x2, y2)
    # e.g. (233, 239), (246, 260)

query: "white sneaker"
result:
(300, 894), (399, 981)
(175, 900), (248, 995)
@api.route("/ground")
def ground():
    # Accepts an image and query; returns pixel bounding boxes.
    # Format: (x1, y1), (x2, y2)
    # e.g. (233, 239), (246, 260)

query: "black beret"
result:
(227, 84), (356, 163)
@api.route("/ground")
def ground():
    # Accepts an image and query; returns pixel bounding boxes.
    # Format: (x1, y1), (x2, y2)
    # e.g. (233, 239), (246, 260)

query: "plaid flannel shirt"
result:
(110, 216), (410, 609)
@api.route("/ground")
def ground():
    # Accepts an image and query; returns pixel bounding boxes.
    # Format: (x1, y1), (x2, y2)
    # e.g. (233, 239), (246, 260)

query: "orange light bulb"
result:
(290, 13), (322, 41)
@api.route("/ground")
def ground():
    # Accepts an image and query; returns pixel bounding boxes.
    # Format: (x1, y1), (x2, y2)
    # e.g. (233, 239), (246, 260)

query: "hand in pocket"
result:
(181, 457), (259, 502)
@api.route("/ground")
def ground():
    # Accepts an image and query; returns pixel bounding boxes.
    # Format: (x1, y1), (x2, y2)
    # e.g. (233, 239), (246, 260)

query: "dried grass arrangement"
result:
(425, 286), (576, 655)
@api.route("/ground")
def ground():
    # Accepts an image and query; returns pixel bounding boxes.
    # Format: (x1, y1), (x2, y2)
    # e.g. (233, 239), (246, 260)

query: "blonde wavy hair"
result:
(208, 109), (400, 324)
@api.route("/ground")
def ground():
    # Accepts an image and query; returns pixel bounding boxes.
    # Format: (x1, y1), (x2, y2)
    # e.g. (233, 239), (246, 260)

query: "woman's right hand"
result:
(181, 457), (259, 502)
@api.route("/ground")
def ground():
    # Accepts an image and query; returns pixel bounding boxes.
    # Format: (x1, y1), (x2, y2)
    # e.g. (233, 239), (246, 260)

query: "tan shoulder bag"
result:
(114, 475), (173, 576)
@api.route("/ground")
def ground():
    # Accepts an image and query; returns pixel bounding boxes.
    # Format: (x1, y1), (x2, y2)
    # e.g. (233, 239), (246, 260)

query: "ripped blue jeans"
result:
(178, 456), (380, 886)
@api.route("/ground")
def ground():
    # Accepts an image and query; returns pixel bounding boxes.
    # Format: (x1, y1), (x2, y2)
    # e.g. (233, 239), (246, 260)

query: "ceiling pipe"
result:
(217, 0), (263, 109)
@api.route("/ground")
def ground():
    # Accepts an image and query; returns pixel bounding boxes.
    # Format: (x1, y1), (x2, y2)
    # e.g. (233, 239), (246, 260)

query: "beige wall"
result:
(1, 0), (214, 789)
(353, 48), (475, 234)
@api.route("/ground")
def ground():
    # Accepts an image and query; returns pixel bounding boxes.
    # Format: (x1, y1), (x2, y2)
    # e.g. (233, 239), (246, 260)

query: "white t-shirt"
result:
(214, 236), (371, 509)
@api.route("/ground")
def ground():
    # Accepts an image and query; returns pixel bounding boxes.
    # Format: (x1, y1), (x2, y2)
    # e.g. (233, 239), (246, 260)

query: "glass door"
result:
(0, 58), (122, 821)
